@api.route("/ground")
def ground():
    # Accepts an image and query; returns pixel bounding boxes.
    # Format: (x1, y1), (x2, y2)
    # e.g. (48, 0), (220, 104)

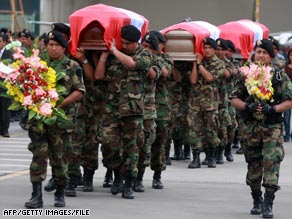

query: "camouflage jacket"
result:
(119, 45), (152, 117)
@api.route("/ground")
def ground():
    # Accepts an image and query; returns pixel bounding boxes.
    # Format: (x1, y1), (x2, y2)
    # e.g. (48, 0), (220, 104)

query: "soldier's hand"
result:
(261, 103), (276, 114)
(244, 102), (258, 113)
(76, 48), (85, 62)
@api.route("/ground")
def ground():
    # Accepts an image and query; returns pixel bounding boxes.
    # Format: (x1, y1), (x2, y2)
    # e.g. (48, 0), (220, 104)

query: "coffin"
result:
(164, 30), (196, 61)
(78, 21), (107, 50)
(161, 21), (220, 61)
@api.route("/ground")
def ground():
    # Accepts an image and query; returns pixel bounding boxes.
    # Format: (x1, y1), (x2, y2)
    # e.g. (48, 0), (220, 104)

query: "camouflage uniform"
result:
(165, 63), (183, 161)
(216, 57), (232, 163)
(230, 67), (291, 193)
(28, 56), (86, 187)
(102, 46), (152, 182)
(151, 53), (172, 177)
(187, 55), (224, 167)
(138, 53), (163, 170)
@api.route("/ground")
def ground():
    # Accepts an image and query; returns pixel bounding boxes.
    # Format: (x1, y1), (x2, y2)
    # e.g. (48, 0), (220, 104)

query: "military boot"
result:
(250, 190), (263, 215)
(188, 149), (201, 168)
(224, 143), (234, 162)
(232, 129), (240, 148)
(262, 190), (275, 218)
(83, 168), (95, 192)
(44, 178), (55, 192)
(171, 140), (184, 160)
(103, 168), (113, 188)
(111, 169), (123, 195)
(216, 147), (224, 164)
(25, 182), (43, 208)
(133, 169), (145, 192)
(122, 178), (135, 199)
(201, 149), (209, 165)
(207, 148), (216, 168)
(54, 186), (65, 207)
(152, 170), (164, 189)
(183, 144), (191, 159)
(65, 176), (79, 197)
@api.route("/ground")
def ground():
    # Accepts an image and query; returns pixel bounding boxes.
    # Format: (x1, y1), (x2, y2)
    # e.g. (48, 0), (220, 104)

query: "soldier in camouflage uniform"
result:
(96, 25), (152, 199)
(214, 38), (232, 164)
(230, 39), (292, 218)
(170, 61), (193, 161)
(133, 32), (163, 192)
(225, 40), (241, 159)
(150, 35), (172, 190)
(187, 38), (224, 169)
(25, 31), (85, 208)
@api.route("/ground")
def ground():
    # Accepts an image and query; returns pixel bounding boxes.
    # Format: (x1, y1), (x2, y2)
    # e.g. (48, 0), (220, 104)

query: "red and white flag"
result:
(218, 19), (269, 59)
(69, 4), (149, 56)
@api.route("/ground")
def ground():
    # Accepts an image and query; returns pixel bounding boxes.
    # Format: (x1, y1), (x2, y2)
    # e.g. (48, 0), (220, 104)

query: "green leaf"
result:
(37, 121), (44, 131)
(56, 71), (66, 81)
(44, 116), (57, 125)
(8, 102), (22, 111)
(28, 110), (37, 120)
(56, 84), (67, 94)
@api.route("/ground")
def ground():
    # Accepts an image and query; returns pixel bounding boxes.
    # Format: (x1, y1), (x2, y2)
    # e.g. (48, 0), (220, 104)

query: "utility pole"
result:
(253, 0), (260, 22)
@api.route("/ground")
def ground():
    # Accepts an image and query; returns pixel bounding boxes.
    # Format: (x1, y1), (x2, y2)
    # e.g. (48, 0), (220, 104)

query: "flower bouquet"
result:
(240, 62), (274, 120)
(0, 47), (68, 130)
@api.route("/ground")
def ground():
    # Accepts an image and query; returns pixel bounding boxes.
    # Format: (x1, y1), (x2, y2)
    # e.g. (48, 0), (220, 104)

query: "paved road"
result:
(0, 122), (291, 219)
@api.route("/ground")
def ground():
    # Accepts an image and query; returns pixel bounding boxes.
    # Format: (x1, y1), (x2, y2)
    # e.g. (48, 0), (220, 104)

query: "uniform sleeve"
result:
(281, 72), (292, 101)
(71, 64), (86, 94)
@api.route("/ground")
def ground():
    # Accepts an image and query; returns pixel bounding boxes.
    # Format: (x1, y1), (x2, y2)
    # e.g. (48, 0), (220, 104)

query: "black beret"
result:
(226, 40), (236, 53)
(121, 25), (141, 42)
(51, 23), (70, 37)
(254, 39), (275, 58)
(269, 38), (280, 51)
(17, 31), (27, 38)
(150, 30), (166, 43)
(47, 31), (68, 48)
(203, 37), (217, 50)
(216, 38), (228, 50)
(0, 28), (8, 34)
(142, 32), (159, 51)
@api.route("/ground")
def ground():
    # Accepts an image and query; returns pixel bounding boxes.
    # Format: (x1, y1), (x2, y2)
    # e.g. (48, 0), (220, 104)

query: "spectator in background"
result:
(0, 33), (13, 137)
(283, 48), (292, 142)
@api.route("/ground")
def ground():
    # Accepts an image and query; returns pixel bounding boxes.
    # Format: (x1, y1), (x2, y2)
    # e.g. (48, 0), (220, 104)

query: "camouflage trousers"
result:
(218, 107), (231, 149)
(187, 109), (219, 151)
(227, 103), (238, 144)
(28, 125), (70, 187)
(151, 120), (169, 172)
(137, 119), (156, 170)
(242, 122), (285, 191)
(101, 113), (143, 179)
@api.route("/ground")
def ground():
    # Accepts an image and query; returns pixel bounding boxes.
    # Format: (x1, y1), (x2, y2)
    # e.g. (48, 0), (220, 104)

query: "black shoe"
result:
(44, 178), (55, 192)
(103, 175), (113, 188)
(152, 179), (164, 189)
(165, 156), (172, 165)
(65, 184), (76, 197)
(133, 180), (145, 192)
(54, 187), (65, 207)
(122, 186), (135, 199)
(2, 131), (10, 138)
(25, 182), (43, 209)
(111, 179), (123, 195)
(236, 147), (244, 154)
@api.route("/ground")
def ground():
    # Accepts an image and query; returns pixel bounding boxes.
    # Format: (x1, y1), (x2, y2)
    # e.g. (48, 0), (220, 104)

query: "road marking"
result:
(0, 158), (31, 162)
(0, 169), (29, 181)
(0, 153), (31, 157)
(0, 164), (29, 167)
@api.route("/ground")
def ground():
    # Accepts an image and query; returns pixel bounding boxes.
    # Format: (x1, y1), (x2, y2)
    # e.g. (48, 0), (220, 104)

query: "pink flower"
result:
(22, 95), (33, 106)
(40, 103), (53, 116)
(48, 90), (59, 100)
(35, 87), (46, 96)
(13, 47), (25, 60)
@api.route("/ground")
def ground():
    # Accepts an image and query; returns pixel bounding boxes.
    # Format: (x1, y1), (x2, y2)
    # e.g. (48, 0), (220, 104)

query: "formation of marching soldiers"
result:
(1, 22), (289, 219)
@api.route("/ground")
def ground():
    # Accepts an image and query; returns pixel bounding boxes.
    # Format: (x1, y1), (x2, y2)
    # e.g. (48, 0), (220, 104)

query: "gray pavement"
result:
(0, 122), (291, 219)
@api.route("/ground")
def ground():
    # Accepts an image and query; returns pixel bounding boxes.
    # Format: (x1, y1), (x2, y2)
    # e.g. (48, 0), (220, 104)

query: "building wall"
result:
(39, 0), (292, 35)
